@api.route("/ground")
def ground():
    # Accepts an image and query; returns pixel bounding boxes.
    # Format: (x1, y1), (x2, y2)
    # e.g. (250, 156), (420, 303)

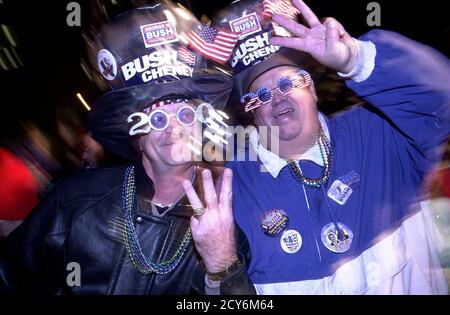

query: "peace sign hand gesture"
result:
(270, 0), (358, 74)
(182, 168), (238, 273)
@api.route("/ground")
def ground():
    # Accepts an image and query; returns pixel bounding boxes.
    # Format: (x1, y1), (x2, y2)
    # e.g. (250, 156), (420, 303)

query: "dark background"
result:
(0, 0), (448, 167)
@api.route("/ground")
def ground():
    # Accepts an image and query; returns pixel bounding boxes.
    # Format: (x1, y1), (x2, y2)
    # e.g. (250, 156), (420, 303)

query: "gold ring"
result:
(193, 207), (206, 218)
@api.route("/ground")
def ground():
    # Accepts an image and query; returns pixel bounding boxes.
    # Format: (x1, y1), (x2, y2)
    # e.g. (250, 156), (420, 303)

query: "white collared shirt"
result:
(247, 112), (331, 178)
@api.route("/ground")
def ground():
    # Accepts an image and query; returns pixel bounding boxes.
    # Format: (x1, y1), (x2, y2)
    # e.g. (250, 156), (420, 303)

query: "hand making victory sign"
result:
(182, 168), (238, 273)
(270, 0), (359, 74)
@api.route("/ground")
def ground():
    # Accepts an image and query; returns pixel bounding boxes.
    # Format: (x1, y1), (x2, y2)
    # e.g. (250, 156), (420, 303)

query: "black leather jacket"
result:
(0, 164), (254, 294)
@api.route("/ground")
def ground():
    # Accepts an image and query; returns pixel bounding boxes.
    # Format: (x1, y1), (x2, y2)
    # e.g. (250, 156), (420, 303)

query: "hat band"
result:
(143, 98), (191, 114)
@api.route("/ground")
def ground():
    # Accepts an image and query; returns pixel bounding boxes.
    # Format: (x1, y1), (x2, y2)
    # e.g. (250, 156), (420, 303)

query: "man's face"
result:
(328, 233), (337, 242)
(138, 101), (197, 167)
(249, 66), (318, 142)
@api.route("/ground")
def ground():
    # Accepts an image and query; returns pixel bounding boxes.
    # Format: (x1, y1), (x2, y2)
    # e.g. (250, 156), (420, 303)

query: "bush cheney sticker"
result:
(140, 21), (179, 48)
(231, 31), (279, 68)
(229, 12), (261, 40)
(327, 180), (353, 205)
(97, 49), (117, 81)
(120, 50), (194, 86)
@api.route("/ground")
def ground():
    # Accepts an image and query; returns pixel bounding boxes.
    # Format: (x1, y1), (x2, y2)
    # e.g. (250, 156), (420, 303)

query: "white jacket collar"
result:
(248, 113), (330, 178)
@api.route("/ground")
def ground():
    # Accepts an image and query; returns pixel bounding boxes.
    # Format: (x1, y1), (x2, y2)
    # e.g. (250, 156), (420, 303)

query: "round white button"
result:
(280, 229), (302, 254)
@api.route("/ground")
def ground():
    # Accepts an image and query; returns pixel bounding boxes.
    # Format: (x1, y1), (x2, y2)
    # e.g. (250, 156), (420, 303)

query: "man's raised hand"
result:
(270, 0), (358, 74)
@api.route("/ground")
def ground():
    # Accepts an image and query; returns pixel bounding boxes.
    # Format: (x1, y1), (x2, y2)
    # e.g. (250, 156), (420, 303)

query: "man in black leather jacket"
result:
(0, 2), (254, 295)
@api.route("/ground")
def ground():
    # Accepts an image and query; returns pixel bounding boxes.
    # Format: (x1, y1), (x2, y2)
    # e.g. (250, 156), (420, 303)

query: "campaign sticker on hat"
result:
(327, 180), (353, 205)
(120, 49), (194, 85)
(140, 21), (179, 48)
(229, 12), (262, 40)
(97, 49), (117, 81)
(280, 229), (302, 254)
(321, 222), (353, 253)
(230, 30), (279, 69)
(261, 208), (289, 237)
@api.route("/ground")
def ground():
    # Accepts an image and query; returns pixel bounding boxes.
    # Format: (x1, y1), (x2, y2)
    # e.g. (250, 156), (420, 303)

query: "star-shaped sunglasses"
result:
(241, 70), (311, 112)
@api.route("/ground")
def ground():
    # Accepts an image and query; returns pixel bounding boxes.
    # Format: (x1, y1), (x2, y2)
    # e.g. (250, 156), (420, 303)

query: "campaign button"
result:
(280, 229), (302, 254)
(261, 208), (289, 237)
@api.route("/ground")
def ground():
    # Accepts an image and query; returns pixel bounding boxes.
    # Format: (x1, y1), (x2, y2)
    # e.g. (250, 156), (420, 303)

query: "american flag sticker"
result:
(272, 21), (292, 38)
(177, 46), (196, 66)
(140, 21), (179, 48)
(229, 12), (261, 40)
(187, 25), (239, 64)
(262, 0), (299, 20)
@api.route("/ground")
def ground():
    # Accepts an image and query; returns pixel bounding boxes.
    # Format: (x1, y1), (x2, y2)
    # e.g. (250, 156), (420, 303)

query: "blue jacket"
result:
(227, 30), (450, 294)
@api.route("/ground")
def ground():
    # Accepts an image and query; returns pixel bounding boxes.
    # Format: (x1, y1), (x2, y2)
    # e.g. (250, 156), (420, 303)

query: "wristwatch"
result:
(206, 259), (242, 281)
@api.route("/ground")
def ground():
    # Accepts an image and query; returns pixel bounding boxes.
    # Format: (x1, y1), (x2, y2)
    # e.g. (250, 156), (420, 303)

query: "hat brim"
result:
(89, 71), (233, 161)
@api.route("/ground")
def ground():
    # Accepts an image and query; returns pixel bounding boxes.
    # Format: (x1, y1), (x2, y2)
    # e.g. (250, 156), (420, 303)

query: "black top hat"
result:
(212, 0), (320, 103)
(88, 1), (233, 160)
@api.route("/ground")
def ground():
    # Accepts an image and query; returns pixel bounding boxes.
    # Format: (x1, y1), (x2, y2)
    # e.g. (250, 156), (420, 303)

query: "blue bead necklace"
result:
(121, 166), (192, 275)
(288, 128), (333, 188)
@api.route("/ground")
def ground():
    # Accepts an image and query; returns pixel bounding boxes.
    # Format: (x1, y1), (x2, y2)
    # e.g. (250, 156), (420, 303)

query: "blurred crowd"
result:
(0, 113), (125, 239)
(426, 143), (450, 284)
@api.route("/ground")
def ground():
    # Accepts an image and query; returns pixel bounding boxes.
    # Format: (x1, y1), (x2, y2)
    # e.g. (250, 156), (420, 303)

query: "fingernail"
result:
(182, 180), (190, 188)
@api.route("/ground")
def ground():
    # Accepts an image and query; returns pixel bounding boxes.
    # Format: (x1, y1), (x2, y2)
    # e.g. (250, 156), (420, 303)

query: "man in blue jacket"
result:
(184, 0), (450, 294)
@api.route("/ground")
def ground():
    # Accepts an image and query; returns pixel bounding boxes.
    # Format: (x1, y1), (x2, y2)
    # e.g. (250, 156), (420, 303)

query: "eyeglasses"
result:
(149, 105), (196, 130)
(241, 70), (311, 112)
(128, 105), (196, 135)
